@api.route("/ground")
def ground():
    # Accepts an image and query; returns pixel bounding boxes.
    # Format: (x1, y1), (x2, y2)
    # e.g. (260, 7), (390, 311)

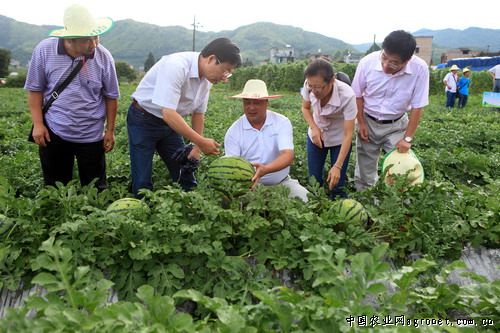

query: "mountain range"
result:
(1, 14), (499, 68)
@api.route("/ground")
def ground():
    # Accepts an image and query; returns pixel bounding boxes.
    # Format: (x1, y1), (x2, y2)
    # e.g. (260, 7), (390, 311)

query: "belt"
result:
(365, 113), (403, 124)
(131, 99), (146, 112)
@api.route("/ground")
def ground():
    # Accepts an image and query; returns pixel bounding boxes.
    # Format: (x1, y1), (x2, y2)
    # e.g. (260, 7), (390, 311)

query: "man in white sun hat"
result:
(25, 4), (119, 191)
(443, 64), (460, 109)
(225, 79), (309, 202)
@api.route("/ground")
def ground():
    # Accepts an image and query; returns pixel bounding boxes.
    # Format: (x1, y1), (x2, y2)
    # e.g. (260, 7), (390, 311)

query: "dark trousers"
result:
(39, 128), (106, 190)
(458, 94), (468, 108)
(306, 136), (351, 199)
(127, 103), (196, 197)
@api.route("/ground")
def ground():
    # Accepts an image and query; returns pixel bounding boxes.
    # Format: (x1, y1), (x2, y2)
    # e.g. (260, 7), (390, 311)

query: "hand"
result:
(187, 145), (201, 160)
(103, 131), (115, 153)
(358, 122), (369, 142)
(33, 124), (50, 147)
(326, 165), (341, 190)
(396, 139), (411, 153)
(310, 127), (323, 148)
(251, 163), (268, 189)
(198, 138), (220, 155)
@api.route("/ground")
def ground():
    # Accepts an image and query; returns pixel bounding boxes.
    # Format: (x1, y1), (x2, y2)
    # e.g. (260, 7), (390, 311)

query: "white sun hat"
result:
(49, 4), (113, 38)
(382, 149), (424, 186)
(232, 79), (282, 99)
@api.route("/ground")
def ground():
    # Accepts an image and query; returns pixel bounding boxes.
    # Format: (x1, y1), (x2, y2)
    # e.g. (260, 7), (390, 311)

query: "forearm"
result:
(334, 121), (355, 168)
(191, 112), (205, 135)
(264, 150), (294, 174)
(301, 106), (318, 130)
(355, 97), (365, 124)
(28, 91), (44, 125)
(104, 98), (118, 132)
(162, 108), (204, 144)
(405, 108), (424, 137)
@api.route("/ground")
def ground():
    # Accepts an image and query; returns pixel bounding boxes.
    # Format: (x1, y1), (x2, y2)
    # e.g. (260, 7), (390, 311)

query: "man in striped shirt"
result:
(25, 4), (119, 190)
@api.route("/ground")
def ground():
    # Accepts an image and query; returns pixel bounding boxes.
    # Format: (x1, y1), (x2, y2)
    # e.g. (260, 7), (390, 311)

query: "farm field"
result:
(0, 84), (499, 331)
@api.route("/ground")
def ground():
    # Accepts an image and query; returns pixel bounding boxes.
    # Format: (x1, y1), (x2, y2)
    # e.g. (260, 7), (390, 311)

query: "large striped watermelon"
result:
(207, 156), (255, 196)
(106, 198), (150, 215)
(332, 199), (368, 225)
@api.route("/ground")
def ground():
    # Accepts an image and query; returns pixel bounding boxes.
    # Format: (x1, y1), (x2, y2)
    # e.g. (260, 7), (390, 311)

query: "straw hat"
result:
(463, 68), (471, 73)
(382, 149), (424, 186)
(449, 64), (460, 71)
(232, 79), (282, 99)
(49, 4), (113, 38)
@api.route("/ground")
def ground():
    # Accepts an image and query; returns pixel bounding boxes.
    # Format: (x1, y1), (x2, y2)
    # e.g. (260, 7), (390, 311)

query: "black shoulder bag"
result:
(28, 60), (84, 142)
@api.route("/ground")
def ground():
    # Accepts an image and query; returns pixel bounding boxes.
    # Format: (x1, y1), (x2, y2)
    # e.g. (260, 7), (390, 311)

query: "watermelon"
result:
(207, 156), (255, 196)
(332, 199), (368, 225)
(106, 198), (150, 215)
(382, 149), (424, 186)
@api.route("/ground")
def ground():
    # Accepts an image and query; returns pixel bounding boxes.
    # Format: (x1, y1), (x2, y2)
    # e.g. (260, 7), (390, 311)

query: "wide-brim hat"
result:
(232, 79), (282, 99)
(49, 4), (113, 38)
(382, 148), (424, 186)
(449, 64), (460, 71)
(463, 68), (471, 73)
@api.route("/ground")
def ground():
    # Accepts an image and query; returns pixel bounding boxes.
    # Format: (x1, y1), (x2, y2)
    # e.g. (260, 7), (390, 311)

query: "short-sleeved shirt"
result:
(351, 51), (429, 121)
(443, 72), (458, 92)
(132, 52), (211, 119)
(489, 64), (500, 79)
(24, 38), (119, 143)
(301, 79), (357, 147)
(224, 110), (293, 185)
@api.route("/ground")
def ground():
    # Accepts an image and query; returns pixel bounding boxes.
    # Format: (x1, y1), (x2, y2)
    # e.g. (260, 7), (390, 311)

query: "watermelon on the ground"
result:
(332, 199), (368, 225)
(106, 198), (150, 215)
(207, 156), (255, 196)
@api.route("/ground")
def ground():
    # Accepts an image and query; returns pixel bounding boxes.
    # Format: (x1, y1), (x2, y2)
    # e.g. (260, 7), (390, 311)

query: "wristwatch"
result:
(404, 136), (413, 144)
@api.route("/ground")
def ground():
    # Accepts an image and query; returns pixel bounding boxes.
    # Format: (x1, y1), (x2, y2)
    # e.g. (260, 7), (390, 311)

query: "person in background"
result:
(443, 64), (460, 109)
(300, 59), (357, 199)
(488, 64), (500, 93)
(127, 38), (241, 197)
(457, 68), (471, 108)
(351, 30), (429, 191)
(25, 4), (119, 190)
(225, 79), (309, 202)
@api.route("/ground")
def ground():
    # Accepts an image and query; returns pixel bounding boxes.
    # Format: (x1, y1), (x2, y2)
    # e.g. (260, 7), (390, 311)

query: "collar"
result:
(189, 52), (201, 79)
(242, 110), (273, 130)
(57, 38), (95, 60)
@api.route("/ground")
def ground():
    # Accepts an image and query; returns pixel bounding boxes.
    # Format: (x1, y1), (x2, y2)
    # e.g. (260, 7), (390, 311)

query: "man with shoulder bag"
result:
(25, 4), (119, 190)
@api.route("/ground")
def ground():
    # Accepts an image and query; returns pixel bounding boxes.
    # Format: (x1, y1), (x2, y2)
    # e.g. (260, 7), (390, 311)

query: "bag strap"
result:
(42, 59), (84, 114)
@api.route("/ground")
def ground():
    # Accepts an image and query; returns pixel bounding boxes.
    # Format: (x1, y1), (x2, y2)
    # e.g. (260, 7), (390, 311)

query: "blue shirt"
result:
(457, 77), (471, 96)
(25, 38), (119, 143)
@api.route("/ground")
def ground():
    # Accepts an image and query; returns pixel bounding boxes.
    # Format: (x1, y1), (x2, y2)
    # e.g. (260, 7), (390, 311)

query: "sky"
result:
(1, 0), (498, 45)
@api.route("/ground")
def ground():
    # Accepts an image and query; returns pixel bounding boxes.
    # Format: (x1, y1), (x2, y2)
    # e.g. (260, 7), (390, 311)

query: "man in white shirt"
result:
(443, 65), (460, 108)
(127, 38), (241, 196)
(488, 64), (500, 92)
(351, 30), (429, 191)
(225, 79), (309, 202)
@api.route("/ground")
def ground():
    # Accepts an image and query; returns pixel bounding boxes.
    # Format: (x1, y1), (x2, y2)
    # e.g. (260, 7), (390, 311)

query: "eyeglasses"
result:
(306, 81), (328, 92)
(215, 56), (233, 79)
(380, 50), (404, 70)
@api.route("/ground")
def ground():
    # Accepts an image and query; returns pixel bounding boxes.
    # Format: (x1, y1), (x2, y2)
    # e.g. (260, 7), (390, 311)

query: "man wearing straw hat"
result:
(225, 79), (309, 202)
(25, 4), (119, 190)
(443, 64), (460, 109)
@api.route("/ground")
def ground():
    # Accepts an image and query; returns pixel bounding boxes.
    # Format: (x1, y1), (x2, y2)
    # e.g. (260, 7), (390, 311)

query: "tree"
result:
(115, 61), (137, 82)
(0, 48), (11, 77)
(144, 52), (156, 72)
(365, 42), (381, 55)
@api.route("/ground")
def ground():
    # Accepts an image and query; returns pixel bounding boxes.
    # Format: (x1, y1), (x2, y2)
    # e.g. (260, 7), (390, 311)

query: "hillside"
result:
(1, 14), (499, 68)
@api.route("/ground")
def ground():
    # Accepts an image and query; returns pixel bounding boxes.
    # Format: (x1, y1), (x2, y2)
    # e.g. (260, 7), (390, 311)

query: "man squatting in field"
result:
(224, 79), (309, 202)
(351, 30), (430, 191)
(127, 38), (241, 197)
(25, 4), (119, 190)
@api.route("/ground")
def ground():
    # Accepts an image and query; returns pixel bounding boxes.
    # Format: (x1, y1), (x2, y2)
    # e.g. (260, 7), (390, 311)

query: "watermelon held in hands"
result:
(207, 156), (255, 196)
(382, 149), (424, 186)
(106, 198), (150, 216)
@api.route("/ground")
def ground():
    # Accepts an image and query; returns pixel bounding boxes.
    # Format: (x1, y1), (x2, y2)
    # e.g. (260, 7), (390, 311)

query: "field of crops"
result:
(0, 84), (499, 332)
